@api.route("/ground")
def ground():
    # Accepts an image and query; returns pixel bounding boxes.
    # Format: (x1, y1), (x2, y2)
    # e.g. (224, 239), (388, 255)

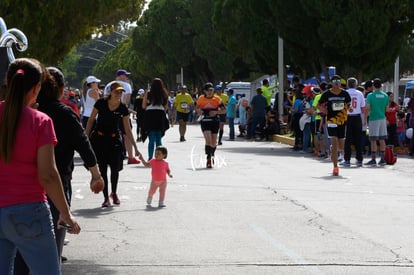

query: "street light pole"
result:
(278, 36), (284, 122)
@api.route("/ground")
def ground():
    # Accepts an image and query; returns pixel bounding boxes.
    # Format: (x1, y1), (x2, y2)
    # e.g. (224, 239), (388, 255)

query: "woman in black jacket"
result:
(142, 78), (170, 160)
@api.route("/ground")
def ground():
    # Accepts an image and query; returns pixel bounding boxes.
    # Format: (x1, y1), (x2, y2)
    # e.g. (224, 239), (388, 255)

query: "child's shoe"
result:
(146, 197), (152, 206)
(158, 201), (166, 208)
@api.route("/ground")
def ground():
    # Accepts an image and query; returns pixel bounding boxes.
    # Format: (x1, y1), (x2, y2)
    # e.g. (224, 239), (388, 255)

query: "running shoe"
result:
(356, 161), (363, 167)
(127, 157), (141, 164)
(378, 159), (386, 166)
(333, 167), (339, 176)
(364, 159), (377, 166)
(206, 159), (212, 168)
(339, 161), (351, 167)
(110, 193), (121, 205)
(102, 198), (111, 207)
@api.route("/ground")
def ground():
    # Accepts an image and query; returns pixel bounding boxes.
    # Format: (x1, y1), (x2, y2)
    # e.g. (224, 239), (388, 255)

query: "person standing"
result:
(139, 146), (172, 208)
(86, 82), (141, 207)
(173, 85), (194, 142)
(340, 77), (365, 167)
(385, 92), (399, 147)
(0, 58), (80, 274)
(196, 82), (226, 168)
(133, 88), (146, 141)
(237, 94), (249, 137)
(226, 88), (237, 140)
(214, 84), (228, 145)
(261, 78), (276, 112)
(142, 78), (170, 160)
(247, 88), (267, 141)
(364, 78), (389, 166)
(82, 75), (101, 128)
(318, 75), (352, 176)
(115, 69), (141, 164)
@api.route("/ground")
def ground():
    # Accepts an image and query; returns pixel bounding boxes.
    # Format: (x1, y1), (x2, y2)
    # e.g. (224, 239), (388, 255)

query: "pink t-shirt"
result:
(149, 158), (169, 182)
(0, 103), (57, 207)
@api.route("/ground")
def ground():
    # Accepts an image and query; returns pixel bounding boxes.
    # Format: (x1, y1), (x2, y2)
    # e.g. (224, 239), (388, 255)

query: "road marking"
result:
(250, 223), (326, 275)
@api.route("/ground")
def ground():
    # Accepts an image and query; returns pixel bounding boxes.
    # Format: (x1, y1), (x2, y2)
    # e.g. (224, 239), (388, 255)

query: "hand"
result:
(90, 176), (104, 194)
(168, 174), (173, 178)
(58, 214), (81, 234)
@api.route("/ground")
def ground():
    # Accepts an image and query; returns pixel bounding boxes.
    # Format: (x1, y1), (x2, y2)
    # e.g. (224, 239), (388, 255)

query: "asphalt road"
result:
(62, 123), (414, 275)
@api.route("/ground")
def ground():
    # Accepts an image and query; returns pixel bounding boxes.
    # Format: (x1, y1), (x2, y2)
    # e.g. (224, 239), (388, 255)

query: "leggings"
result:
(148, 130), (162, 159)
(148, 180), (167, 201)
(99, 162), (120, 199)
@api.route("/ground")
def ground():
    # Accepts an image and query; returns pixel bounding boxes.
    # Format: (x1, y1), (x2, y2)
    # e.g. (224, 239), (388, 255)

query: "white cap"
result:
(138, 89), (145, 95)
(86, 76), (101, 84)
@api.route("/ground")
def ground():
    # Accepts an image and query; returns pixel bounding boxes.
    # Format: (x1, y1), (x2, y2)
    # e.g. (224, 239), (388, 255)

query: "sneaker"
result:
(158, 201), (166, 208)
(102, 198), (111, 207)
(206, 159), (212, 168)
(338, 153), (344, 162)
(127, 157), (141, 164)
(63, 239), (70, 245)
(146, 197), (152, 206)
(180, 136), (186, 142)
(339, 160), (351, 167)
(218, 141), (223, 145)
(356, 161), (363, 167)
(110, 193), (121, 205)
(365, 159), (377, 166)
(332, 167), (339, 176)
(378, 159), (386, 166)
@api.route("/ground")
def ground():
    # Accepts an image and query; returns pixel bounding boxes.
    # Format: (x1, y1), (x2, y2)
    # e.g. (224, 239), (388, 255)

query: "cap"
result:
(204, 82), (214, 90)
(181, 85), (187, 89)
(86, 75), (101, 84)
(110, 82), (125, 92)
(373, 78), (382, 88)
(302, 85), (314, 97)
(138, 88), (145, 95)
(215, 84), (222, 91)
(330, 75), (341, 81)
(116, 69), (131, 76)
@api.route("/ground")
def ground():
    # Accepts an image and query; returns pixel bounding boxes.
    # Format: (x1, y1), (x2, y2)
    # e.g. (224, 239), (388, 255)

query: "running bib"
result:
(180, 102), (188, 109)
(332, 101), (344, 111)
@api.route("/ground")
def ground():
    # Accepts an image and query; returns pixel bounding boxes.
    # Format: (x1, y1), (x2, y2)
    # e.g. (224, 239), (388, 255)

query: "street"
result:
(62, 123), (414, 275)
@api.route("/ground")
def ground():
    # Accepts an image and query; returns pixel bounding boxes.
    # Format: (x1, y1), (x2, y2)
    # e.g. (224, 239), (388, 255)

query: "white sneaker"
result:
(158, 201), (166, 208)
(338, 153), (344, 162)
(146, 197), (152, 206)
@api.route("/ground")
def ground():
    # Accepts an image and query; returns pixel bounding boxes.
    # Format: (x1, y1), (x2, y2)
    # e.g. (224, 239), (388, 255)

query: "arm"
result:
(37, 144), (80, 234)
(123, 115), (141, 158)
(85, 107), (98, 137)
(364, 104), (371, 126)
(138, 154), (151, 167)
(142, 91), (148, 109)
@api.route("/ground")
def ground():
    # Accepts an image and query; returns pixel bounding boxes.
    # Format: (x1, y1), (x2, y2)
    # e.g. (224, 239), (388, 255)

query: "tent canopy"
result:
(406, 80), (414, 90)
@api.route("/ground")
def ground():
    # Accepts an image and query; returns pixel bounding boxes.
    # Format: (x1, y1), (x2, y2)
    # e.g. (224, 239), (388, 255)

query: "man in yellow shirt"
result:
(261, 79), (276, 112)
(173, 85), (194, 142)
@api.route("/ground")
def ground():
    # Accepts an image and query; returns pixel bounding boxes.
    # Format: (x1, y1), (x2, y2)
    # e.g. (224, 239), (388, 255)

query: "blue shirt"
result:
(226, 94), (237, 118)
(250, 94), (267, 117)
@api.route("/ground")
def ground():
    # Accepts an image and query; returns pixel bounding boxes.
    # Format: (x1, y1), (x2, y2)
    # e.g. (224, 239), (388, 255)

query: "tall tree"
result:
(0, 0), (145, 64)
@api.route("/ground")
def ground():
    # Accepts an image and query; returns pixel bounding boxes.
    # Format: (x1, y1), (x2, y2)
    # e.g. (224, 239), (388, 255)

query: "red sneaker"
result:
(127, 157), (141, 164)
(332, 167), (339, 176)
(102, 198), (111, 207)
(110, 193), (120, 205)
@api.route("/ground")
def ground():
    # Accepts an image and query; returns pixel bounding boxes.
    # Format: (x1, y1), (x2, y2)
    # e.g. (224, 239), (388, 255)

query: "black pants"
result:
(344, 115), (363, 162)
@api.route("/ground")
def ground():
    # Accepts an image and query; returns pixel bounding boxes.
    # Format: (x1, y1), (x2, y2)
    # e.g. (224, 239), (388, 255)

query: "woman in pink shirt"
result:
(139, 146), (172, 208)
(0, 58), (80, 275)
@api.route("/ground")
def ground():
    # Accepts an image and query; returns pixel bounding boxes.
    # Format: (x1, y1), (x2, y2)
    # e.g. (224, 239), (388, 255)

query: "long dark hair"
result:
(37, 67), (64, 104)
(148, 78), (168, 106)
(0, 58), (43, 163)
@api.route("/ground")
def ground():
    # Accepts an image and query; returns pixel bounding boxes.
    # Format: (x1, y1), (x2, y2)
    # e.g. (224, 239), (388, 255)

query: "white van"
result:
(225, 82), (251, 101)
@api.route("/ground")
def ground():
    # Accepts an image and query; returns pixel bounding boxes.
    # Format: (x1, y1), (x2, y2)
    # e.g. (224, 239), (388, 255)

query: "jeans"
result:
(302, 122), (311, 152)
(228, 117), (235, 139)
(148, 130), (162, 159)
(0, 202), (60, 275)
(248, 116), (265, 138)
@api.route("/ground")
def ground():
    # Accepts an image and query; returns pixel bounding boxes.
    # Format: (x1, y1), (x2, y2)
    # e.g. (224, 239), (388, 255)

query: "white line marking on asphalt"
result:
(250, 223), (326, 275)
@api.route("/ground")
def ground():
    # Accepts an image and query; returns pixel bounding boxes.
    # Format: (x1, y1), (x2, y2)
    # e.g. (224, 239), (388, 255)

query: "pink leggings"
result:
(148, 180), (167, 201)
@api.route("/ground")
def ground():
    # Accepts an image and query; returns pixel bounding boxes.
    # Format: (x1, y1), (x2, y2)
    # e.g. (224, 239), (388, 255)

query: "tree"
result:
(0, 0), (145, 64)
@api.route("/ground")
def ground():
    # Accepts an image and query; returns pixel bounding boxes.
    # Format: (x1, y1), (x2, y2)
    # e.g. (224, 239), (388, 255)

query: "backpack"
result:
(384, 145), (397, 165)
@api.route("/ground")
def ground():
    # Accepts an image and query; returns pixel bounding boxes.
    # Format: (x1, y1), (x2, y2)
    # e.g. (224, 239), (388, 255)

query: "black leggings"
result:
(99, 162), (120, 199)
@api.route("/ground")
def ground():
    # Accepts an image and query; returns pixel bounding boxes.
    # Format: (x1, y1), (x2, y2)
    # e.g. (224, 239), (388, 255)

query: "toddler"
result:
(139, 146), (172, 207)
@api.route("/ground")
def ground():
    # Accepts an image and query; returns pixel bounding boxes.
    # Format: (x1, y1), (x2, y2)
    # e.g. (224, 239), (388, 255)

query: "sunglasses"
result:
(331, 79), (341, 83)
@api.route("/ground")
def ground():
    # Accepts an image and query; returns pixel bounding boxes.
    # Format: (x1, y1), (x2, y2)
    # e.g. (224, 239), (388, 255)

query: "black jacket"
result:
(38, 99), (97, 176)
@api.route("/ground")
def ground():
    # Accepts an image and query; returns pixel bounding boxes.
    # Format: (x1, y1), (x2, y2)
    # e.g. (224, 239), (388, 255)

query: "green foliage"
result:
(0, 0), (145, 64)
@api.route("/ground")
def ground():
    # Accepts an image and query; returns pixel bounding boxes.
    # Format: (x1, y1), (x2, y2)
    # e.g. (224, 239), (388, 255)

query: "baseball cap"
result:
(215, 84), (222, 91)
(110, 82), (125, 92)
(116, 69), (131, 76)
(138, 88), (145, 95)
(86, 75), (101, 84)
(330, 75), (341, 81)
